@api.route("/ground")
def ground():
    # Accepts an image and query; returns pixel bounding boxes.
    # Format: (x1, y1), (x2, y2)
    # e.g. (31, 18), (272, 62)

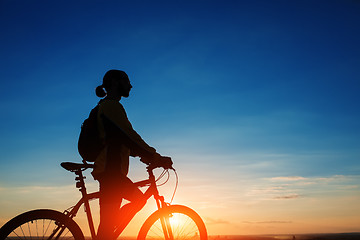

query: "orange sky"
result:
(1, 158), (359, 236)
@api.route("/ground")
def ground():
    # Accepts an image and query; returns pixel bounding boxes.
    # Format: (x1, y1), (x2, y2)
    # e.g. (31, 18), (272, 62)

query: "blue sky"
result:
(0, 0), (359, 235)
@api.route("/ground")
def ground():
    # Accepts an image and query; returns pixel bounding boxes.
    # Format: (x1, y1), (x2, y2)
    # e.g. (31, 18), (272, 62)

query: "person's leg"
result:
(97, 177), (122, 240)
(114, 176), (147, 232)
(97, 139), (126, 239)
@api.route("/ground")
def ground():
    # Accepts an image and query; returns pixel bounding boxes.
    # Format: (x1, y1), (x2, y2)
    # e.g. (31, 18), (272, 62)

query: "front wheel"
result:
(0, 209), (84, 240)
(138, 205), (207, 240)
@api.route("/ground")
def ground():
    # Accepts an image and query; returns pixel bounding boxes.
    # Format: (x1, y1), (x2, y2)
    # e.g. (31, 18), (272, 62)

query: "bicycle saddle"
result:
(61, 162), (94, 172)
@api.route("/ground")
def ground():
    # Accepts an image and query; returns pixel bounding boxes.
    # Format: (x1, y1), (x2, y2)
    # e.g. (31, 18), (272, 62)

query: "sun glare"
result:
(169, 214), (180, 227)
(144, 211), (202, 240)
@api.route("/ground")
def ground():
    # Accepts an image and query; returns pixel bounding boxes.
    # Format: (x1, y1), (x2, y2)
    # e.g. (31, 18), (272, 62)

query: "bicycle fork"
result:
(161, 214), (174, 240)
(155, 194), (174, 240)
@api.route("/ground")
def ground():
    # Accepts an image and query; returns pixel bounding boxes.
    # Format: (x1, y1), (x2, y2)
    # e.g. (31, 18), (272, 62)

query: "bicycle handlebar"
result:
(141, 156), (174, 171)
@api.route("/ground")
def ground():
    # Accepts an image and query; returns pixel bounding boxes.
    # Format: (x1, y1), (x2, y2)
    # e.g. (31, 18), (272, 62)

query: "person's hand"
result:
(147, 154), (173, 169)
(158, 156), (173, 169)
(141, 153), (173, 169)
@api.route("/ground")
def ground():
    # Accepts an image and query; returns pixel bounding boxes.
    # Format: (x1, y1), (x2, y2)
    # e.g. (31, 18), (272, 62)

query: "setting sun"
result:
(140, 206), (206, 240)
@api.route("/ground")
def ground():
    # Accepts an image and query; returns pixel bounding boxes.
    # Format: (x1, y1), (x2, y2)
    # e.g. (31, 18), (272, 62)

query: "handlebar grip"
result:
(160, 156), (173, 169)
(143, 156), (173, 170)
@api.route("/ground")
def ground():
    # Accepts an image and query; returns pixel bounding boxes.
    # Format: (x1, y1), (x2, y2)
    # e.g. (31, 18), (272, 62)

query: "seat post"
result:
(75, 170), (97, 238)
(75, 170), (87, 194)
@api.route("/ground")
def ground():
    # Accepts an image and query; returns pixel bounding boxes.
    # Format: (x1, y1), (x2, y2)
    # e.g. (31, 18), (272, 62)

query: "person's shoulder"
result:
(98, 99), (125, 115)
(99, 98), (121, 108)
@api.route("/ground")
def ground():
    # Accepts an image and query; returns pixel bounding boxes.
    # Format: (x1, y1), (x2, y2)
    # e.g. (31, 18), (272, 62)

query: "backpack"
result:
(78, 104), (104, 162)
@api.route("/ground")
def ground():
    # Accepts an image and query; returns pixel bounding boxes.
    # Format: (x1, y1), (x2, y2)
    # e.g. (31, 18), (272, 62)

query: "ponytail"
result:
(95, 85), (106, 98)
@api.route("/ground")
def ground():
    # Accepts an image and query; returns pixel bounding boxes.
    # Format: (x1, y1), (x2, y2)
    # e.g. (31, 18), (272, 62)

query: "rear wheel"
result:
(0, 209), (84, 240)
(138, 205), (207, 240)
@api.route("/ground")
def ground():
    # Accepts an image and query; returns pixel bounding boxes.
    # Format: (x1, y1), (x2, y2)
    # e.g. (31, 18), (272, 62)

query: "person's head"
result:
(96, 70), (132, 99)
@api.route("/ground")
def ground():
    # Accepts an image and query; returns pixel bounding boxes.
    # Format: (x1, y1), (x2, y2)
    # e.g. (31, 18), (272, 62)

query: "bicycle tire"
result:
(0, 209), (85, 240)
(138, 205), (207, 240)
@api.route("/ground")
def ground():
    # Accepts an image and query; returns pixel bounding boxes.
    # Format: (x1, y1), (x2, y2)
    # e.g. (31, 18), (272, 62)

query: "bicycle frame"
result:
(63, 165), (169, 240)
(1, 162), (206, 240)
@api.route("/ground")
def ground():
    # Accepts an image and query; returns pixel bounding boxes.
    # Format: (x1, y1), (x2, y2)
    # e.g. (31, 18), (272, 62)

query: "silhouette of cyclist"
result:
(92, 70), (172, 240)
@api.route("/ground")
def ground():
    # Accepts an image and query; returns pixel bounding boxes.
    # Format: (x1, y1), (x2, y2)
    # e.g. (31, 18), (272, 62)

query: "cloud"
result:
(274, 194), (300, 200)
(249, 175), (360, 202)
(243, 221), (292, 224)
(268, 175), (357, 184)
(205, 217), (230, 225)
(265, 175), (360, 191)
(270, 176), (307, 181)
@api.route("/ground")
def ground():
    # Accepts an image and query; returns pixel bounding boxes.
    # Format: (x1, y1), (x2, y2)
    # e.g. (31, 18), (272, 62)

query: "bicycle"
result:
(0, 160), (208, 240)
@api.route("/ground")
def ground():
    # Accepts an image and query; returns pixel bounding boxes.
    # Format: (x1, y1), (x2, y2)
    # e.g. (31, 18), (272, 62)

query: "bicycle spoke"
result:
(172, 214), (198, 240)
(36, 220), (39, 239)
(148, 219), (166, 239)
(27, 222), (31, 239)
(11, 230), (24, 240)
(3, 218), (77, 240)
(19, 225), (27, 240)
(44, 219), (52, 237)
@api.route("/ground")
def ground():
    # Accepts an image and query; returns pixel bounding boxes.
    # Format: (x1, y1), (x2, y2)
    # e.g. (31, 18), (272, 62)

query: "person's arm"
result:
(100, 100), (157, 158)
